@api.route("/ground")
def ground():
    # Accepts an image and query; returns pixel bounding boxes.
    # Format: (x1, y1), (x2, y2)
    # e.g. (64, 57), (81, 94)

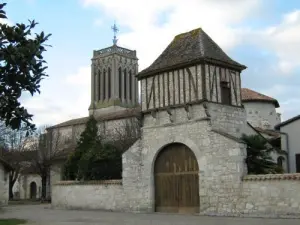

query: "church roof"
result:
(241, 88), (279, 108)
(138, 28), (246, 78)
(48, 107), (141, 129)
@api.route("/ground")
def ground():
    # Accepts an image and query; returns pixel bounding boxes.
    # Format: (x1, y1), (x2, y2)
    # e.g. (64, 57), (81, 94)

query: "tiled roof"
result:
(243, 173), (300, 181)
(241, 88), (279, 107)
(138, 28), (246, 78)
(55, 180), (122, 186)
(48, 107), (141, 129)
(254, 127), (281, 138)
(275, 114), (300, 129)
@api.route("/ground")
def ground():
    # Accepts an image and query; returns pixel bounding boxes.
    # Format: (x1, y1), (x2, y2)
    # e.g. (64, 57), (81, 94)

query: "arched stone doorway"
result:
(154, 143), (199, 214)
(30, 182), (37, 200)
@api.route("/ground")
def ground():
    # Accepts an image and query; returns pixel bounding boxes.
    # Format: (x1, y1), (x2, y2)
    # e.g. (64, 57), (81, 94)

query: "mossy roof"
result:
(138, 28), (246, 78)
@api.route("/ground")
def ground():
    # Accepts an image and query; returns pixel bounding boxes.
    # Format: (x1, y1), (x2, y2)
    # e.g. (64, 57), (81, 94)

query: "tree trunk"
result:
(41, 174), (47, 202)
(9, 176), (14, 200)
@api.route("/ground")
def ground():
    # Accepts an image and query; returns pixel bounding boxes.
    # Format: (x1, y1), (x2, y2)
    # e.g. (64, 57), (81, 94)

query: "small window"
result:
(221, 81), (231, 105)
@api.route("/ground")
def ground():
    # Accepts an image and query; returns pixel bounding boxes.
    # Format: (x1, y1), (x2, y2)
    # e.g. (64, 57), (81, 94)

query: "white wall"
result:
(0, 163), (9, 205)
(15, 174), (42, 200)
(243, 102), (280, 129)
(280, 119), (300, 173)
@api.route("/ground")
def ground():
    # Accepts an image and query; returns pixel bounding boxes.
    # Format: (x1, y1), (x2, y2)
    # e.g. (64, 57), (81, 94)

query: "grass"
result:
(0, 219), (27, 225)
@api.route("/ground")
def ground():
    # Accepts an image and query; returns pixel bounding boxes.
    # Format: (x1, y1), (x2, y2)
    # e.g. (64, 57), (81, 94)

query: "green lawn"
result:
(0, 219), (27, 225)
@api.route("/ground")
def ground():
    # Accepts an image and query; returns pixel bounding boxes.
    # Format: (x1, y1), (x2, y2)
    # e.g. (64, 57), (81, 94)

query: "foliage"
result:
(0, 3), (51, 131)
(63, 116), (124, 181)
(63, 116), (100, 180)
(242, 134), (284, 174)
(0, 219), (27, 225)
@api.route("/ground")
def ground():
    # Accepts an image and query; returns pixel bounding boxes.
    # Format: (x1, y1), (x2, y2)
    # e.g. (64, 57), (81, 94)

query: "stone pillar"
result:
(91, 63), (95, 103)
(100, 69), (104, 101)
(121, 69), (125, 103)
(126, 70), (130, 104)
(105, 69), (109, 101)
(132, 71), (135, 105)
(95, 68), (99, 102)
(112, 57), (116, 99)
(135, 65), (139, 104)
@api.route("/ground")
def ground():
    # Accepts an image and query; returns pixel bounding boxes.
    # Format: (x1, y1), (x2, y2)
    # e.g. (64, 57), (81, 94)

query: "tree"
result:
(63, 116), (100, 180)
(242, 134), (284, 174)
(63, 116), (142, 181)
(0, 123), (30, 200)
(0, 3), (51, 131)
(26, 126), (74, 201)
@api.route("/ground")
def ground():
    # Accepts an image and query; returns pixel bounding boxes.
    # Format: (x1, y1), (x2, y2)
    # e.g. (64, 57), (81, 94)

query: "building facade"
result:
(275, 115), (300, 173)
(0, 157), (11, 206)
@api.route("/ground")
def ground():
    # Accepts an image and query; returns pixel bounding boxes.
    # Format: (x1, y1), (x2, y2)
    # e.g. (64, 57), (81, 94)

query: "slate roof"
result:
(241, 88), (280, 108)
(275, 114), (300, 129)
(48, 107), (141, 129)
(138, 28), (246, 78)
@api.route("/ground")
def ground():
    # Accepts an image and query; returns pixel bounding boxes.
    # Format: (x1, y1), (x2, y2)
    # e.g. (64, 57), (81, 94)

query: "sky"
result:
(4, 0), (300, 126)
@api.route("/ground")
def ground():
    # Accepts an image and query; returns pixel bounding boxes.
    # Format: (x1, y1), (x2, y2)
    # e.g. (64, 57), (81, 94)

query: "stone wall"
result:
(243, 102), (280, 129)
(52, 174), (300, 217)
(0, 163), (9, 205)
(15, 174), (42, 200)
(52, 180), (125, 210)
(236, 174), (300, 216)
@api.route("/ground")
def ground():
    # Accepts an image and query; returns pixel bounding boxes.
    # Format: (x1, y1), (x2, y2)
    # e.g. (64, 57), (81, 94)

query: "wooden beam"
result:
(186, 67), (198, 101)
(202, 64), (207, 100)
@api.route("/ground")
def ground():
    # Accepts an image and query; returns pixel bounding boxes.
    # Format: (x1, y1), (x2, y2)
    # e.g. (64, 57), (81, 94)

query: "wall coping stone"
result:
(54, 180), (122, 186)
(243, 173), (300, 181)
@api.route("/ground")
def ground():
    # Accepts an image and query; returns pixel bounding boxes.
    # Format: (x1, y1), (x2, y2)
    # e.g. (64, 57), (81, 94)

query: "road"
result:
(1, 204), (300, 225)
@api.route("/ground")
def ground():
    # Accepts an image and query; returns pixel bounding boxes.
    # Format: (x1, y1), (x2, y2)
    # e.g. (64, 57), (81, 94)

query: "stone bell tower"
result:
(89, 23), (139, 116)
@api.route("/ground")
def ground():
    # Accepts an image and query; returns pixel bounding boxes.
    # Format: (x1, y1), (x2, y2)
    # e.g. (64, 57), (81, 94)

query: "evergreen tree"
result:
(242, 134), (283, 174)
(0, 3), (51, 131)
(63, 116), (100, 180)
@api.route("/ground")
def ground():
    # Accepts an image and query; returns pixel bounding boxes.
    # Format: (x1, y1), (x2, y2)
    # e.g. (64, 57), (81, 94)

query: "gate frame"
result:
(150, 137), (202, 213)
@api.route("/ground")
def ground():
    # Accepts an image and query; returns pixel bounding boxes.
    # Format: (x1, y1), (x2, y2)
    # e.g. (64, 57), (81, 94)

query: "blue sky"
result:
(4, 0), (300, 126)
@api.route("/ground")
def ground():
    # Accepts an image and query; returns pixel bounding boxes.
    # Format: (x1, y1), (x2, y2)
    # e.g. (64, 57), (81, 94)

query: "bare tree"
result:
(24, 126), (76, 201)
(0, 124), (31, 200)
(113, 116), (142, 152)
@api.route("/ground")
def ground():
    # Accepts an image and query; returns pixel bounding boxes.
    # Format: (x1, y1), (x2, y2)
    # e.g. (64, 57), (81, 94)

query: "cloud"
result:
(22, 66), (91, 127)
(260, 84), (300, 121)
(258, 10), (300, 74)
(82, 0), (261, 69)
(93, 18), (103, 27)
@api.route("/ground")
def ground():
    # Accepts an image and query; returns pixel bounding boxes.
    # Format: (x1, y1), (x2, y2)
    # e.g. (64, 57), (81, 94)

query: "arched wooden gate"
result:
(154, 143), (200, 214)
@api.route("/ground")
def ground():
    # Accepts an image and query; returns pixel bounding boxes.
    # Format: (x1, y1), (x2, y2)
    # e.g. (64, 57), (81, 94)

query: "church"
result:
(12, 27), (300, 217)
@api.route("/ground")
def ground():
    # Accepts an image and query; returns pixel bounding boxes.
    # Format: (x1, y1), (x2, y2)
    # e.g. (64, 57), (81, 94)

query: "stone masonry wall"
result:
(236, 174), (300, 216)
(52, 180), (125, 211)
(208, 102), (246, 138)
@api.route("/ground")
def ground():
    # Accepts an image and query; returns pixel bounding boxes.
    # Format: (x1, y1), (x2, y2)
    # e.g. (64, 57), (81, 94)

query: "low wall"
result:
(237, 174), (300, 216)
(52, 174), (300, 217)
(52, 180), (125, 211)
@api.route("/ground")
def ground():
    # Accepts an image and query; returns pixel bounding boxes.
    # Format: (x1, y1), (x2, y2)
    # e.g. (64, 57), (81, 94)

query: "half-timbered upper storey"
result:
(137, 28), (247, 112)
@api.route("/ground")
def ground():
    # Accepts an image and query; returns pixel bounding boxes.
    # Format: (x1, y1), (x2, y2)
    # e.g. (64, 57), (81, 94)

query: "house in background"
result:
(0, 156), (11, 206)
(240, 88), (287, 172)
(275, 115), (300, 173)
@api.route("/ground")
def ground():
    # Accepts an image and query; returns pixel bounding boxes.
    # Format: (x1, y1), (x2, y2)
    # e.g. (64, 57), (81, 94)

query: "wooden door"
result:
(154, 143), (199, 214)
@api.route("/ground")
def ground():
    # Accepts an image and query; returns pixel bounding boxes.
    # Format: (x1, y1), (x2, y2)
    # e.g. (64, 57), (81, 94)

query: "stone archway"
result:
(154, 143), (199, 214)
(30, 182), (37, 200)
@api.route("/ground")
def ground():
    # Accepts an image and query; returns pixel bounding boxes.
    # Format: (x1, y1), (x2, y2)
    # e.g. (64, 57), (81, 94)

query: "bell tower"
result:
(89, 23), (139, 116)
